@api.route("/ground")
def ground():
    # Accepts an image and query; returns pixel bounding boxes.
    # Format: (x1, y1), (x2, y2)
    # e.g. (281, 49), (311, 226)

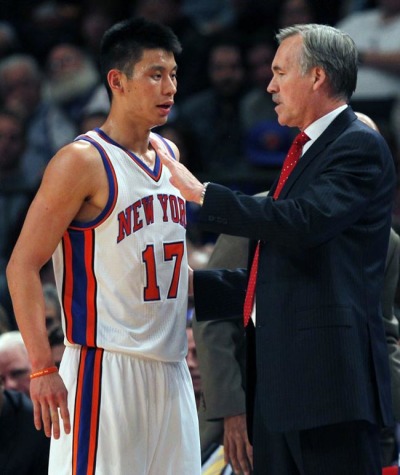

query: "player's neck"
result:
(101, 118), (152, 155)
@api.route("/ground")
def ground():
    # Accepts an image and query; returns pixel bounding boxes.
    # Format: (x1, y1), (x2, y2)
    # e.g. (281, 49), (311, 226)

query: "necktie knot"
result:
(294, 131), (310, 148)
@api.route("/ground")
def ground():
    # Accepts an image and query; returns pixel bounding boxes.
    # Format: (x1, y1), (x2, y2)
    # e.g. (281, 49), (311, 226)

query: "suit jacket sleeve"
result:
(197, 125), (393, 249)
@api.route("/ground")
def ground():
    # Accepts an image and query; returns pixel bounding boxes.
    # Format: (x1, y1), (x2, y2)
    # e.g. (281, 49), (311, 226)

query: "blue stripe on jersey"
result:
(68, 230), (90, 344)
(76, 348), (102, 474)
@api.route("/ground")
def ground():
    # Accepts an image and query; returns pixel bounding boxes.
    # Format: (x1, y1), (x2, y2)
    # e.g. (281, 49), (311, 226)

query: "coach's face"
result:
(267, 34), (316, 131)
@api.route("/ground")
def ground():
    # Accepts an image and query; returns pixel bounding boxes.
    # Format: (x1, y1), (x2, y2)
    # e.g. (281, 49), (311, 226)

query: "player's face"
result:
(124, 49), (177, 128)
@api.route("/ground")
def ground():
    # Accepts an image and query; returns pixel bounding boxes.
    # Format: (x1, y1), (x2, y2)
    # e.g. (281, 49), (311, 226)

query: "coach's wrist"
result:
(199, 182), (209, 206)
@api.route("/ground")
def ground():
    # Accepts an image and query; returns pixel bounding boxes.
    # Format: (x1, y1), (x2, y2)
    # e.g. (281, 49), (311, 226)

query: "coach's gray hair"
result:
(276, 24), (358, 102)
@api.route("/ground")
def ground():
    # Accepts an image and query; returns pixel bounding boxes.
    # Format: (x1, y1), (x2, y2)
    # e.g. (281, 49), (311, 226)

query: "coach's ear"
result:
(313, 66), (326, 87)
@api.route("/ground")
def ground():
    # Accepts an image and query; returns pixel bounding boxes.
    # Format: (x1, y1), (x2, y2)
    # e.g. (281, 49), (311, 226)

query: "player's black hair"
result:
(100, 17), (182, 100)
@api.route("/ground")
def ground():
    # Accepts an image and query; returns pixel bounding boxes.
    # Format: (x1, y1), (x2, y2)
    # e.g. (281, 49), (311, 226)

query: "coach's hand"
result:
(158, 147), (203, 204)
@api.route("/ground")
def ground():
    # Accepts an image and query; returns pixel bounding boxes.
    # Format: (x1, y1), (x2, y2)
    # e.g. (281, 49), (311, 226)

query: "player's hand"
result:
(157, 147), (204, 203)
(30, 372), (70, 439)
(224, 414), (253, 475)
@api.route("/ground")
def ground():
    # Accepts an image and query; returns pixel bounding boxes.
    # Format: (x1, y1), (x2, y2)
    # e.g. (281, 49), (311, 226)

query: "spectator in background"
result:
(0, 304), (11, 335)
(219, 0), (278, 38)
(240, 33), (297, 173)
(78, 6), (116, 64)
(0, 21), (19, 59)
(337, 0), (400, 230)
(278, 0), (316, 28)
(380, 227), (400, 466)
(43, 283), (61, 332)
(47, 325), (65, 370)
(186, 321), (202, 408)
(181, 0), (235, 35)
(0, 108), (34, 250)
(240, 33), (276, 132)
(132, 0), (210, 102)
(336, 0), (400, 143)
(0, 54), (76, 187)
(79, 109), (108, 134)
(339, 0), (379, 18)
(0, 331), (31, 397)
(0, 373), (50, 475)
(192, 232), (250, 472)
(15, 0), (82, 64)
(238, 0), (317, 175)
(43, 43), (108, 128)
(176, 35), (248, 184)
(0, 108), (36, 318)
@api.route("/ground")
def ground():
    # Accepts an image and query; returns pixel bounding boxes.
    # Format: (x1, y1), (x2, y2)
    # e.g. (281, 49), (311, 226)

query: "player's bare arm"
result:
(6, 140), (108, 438)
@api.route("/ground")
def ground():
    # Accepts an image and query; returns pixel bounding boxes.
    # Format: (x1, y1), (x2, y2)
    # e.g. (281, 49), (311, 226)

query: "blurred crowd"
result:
(0, 0), (399, 330)
(0, 0), (400, 472)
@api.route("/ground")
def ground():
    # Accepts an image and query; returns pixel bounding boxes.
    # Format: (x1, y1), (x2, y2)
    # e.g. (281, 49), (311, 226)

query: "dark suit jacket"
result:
(194, 227), (400, 464)
(194, 107), (396, 436)
(0, 389), (50, 475)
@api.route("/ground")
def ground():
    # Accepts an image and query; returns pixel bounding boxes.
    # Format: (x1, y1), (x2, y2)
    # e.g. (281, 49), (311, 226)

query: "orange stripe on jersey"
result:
(62, 231), (74, 342)
(72, 347), (87, 474)
(86, 348), (103, 475)
(84, 231), (97, 347)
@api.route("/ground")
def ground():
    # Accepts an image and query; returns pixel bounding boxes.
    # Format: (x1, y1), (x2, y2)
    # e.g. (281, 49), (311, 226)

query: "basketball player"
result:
(6, 17), (201, 475)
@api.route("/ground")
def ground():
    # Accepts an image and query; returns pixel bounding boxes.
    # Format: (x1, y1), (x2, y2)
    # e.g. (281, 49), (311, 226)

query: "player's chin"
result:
(153, 116), (169, 128)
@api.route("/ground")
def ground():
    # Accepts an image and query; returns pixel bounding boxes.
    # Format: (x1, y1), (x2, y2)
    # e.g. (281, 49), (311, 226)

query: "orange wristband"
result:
(30, 366), (58, 379)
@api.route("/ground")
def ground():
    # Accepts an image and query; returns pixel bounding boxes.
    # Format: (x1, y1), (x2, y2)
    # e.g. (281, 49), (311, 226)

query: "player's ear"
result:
(108, 69), (123, 92)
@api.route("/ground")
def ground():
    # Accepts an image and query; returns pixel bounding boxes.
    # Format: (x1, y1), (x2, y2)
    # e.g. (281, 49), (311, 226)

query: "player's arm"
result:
(6, 140), (106, 438)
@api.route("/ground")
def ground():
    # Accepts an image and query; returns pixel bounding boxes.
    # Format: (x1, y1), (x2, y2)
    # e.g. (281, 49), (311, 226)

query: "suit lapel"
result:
(276, 107), (358, 199)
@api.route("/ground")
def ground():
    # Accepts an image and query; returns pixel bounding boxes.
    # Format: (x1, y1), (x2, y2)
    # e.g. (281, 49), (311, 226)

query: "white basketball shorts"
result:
(49, 346), (201, 474)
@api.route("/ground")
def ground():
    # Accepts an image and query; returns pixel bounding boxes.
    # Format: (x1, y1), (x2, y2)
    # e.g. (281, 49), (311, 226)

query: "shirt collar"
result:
(304, 104), (348, 145)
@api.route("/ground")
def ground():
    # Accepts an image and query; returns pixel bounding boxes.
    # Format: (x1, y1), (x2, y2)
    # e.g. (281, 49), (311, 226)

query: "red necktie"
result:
(243, 132), (310, 326)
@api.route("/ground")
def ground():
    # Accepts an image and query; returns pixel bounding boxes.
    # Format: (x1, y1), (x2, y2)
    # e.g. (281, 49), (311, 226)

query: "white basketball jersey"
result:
(52, 129), (189, 362)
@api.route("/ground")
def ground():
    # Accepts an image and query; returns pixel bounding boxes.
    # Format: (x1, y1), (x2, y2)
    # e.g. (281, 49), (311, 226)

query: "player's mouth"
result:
(157, 102), (174, 115)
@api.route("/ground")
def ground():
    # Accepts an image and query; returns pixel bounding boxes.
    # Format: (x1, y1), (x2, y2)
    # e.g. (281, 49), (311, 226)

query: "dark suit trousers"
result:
(253, 395), (382, 475)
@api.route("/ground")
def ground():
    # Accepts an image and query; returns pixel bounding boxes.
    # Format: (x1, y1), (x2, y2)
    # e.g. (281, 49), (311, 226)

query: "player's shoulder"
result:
(39, 137), (105, 193)
(51, 136), (103, 168)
